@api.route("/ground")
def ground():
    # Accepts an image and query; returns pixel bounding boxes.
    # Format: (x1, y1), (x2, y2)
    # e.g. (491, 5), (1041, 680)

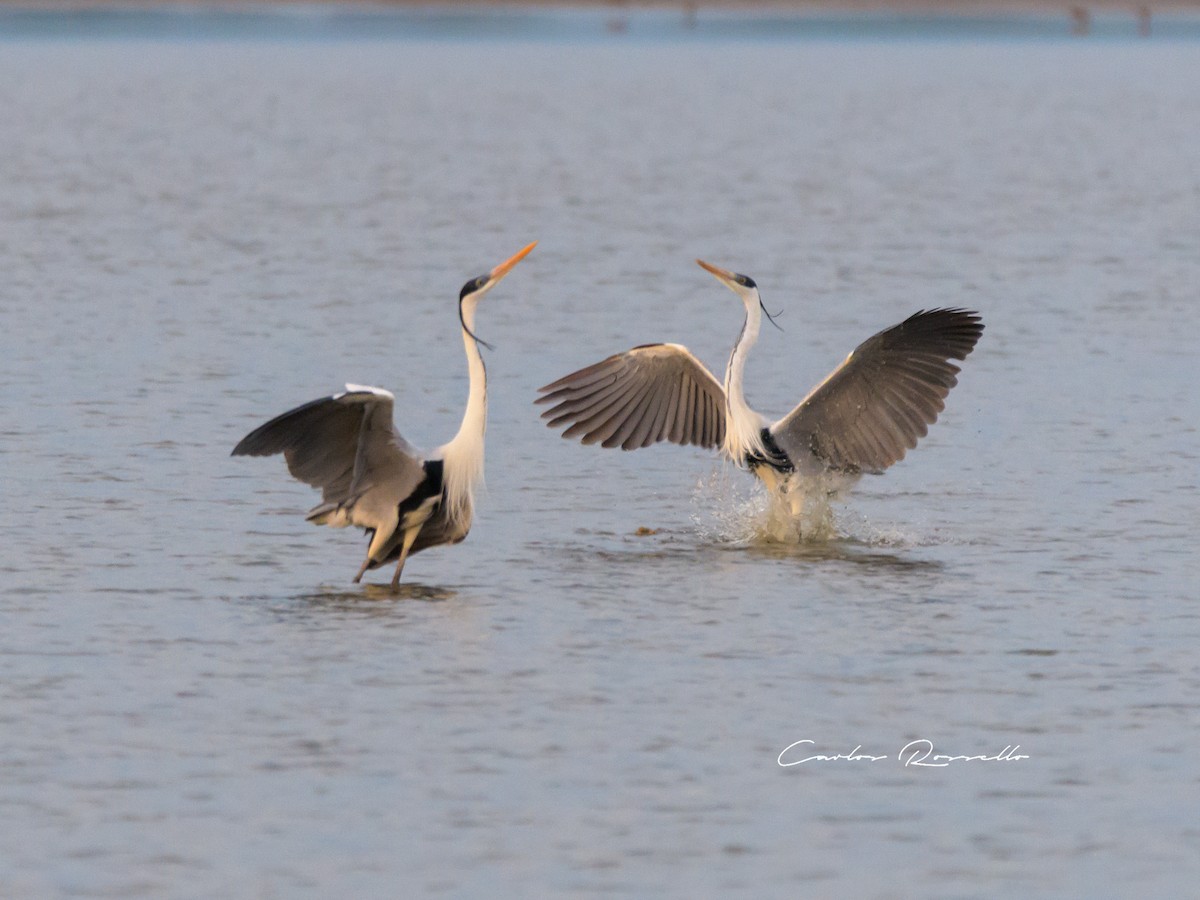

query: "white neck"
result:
(723, 292), (769, 466)
(440, 297), (487, 529)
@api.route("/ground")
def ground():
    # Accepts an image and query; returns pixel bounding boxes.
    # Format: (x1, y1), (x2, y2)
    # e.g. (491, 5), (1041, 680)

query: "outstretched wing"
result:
(536, 343), (726, 451)
(770, 308), (983, 475)
(232, 384), (422, 505)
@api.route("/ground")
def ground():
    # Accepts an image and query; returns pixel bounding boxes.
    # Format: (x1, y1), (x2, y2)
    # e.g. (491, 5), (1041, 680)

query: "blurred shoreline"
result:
(3, 0), (1197, 44)
(2, 0), (1197, 12)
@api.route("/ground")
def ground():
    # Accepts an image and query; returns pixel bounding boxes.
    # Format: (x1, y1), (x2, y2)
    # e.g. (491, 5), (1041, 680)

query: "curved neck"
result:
(723, 295), (769, 465)
(441, 299), (487, 525)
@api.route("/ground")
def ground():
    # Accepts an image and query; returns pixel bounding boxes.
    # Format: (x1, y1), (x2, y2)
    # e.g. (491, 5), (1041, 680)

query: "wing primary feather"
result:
(698, 385), (712, 447)
(606, 382), (657, 450)
(680, 378), (696, 445)
(583, 379), (650, 446)
(537, 356), (626, 395)
(565, 378), (647, 442)
(644, 381), (673, 446)
(540, 344), (725, 451)
(629, 381), (670, 449)
(662, 376), (684, 444)
(542, 375), (631, 427)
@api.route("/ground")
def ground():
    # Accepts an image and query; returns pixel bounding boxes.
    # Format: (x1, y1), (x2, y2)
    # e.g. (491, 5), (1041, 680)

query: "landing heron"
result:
(537, 259), (982, 524)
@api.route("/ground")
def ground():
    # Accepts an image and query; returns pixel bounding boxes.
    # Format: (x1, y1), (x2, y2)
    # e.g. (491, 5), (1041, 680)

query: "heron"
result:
(232, 241), (536, 587)
(537, 259), (983, 529)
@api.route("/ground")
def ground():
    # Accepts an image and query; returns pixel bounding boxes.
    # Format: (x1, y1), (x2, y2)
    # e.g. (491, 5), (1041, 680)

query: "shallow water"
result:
(1, 23), (1198, 898)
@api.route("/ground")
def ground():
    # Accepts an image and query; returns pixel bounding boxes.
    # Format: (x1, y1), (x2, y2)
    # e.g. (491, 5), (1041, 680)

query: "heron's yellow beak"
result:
(696, 258), (740, 289)
(490, 241), (537, 283)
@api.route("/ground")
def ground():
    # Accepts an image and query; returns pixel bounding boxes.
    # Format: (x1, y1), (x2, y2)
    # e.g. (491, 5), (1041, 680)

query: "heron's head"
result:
(696, 259), (782, 330)
(457, 241), (537, 348)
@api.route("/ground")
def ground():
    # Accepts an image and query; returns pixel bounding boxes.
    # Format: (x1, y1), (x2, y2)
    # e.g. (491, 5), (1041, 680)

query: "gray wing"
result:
(536, 343), (726, 450)
(770, 308), (984, 475)
(232, 384), (422, 505)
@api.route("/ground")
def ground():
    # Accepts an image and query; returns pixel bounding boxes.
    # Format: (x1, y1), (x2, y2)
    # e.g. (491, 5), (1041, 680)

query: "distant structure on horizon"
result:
(6, 0), (1195, 41)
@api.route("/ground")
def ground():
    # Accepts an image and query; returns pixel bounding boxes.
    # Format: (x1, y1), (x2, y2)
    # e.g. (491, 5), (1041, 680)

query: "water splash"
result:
(690, 465), (843, 545)
(836, 509), (919, 548)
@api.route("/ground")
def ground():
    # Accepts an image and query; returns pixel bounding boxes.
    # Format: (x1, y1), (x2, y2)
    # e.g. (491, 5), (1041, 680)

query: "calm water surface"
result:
(1, 24), (1198, 898)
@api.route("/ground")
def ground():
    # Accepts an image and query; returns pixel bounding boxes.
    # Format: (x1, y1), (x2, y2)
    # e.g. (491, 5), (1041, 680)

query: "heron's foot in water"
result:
(390, 565), (405, 590)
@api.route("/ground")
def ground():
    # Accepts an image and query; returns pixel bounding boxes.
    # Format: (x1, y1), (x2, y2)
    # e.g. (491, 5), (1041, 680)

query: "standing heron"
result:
(537, 259), (983, 526)
(233, 242), (536, 587)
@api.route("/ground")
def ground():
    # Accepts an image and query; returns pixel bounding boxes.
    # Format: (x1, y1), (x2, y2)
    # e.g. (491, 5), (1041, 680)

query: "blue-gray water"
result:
(2, 16), (1198, 898)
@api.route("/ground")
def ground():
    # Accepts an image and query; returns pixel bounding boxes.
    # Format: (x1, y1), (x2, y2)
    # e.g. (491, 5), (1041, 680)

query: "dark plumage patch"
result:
(459, 275), (489, 301)
(366, 460), (449, 570)
(398, 459), (445, 520)
(747, 427), (793, 473)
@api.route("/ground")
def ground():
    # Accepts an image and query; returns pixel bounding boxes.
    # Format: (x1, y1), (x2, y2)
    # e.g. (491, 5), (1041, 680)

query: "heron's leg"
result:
(353, 557), (371, 584)
(390, 526), (422, 589)
(784, 480), (807, 541)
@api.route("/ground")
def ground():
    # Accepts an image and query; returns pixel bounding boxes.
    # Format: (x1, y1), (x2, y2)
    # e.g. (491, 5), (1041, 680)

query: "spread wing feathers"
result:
(536, 343), (727, 450)
(232, 384), (422, 505)
(770, 308), (984, 475)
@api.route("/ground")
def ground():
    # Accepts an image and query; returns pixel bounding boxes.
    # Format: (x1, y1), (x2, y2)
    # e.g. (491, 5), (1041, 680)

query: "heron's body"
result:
(232, 242), (534, 587)
(538, 260), (983, 526)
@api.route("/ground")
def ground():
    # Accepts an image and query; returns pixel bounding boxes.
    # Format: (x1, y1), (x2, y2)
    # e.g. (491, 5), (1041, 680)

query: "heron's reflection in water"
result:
(318, 583), (455, 603)
(277, 584), (459, 619)
(738, 538), (944, 574)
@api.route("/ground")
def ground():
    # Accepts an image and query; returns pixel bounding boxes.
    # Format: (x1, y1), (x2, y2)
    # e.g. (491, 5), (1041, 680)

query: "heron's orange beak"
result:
(490, 241), (537, 282)
(696, 258), (739, 287)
